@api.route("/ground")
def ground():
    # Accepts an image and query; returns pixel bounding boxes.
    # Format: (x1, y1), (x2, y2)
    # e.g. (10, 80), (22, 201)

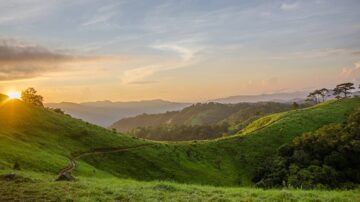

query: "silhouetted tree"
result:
(319, 88), (329, 102)
(333, 83), (355, 99)
(306, 91), (319, 104)
(21, 87), (44, 107)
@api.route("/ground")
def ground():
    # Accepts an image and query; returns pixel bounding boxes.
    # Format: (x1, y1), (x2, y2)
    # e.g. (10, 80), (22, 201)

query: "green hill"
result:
(0, 95), (359, 187)
(111, 102), (293, 140)
(1, 170), (359, 201)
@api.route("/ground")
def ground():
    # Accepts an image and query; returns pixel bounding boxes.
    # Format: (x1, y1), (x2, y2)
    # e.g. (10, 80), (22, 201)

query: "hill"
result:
(45, 99), (190, 127)
(253, 108), (360, 189)
(210, 91), (308, 104)
(0, 94), (359, 187)
(111, 102), (293, 141)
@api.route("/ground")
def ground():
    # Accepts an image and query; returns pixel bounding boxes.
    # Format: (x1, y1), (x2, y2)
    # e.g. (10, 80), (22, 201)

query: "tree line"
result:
(306, 82), (357, 104)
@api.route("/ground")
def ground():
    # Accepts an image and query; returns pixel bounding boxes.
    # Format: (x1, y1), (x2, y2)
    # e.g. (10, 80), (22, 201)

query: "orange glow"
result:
(6, 91), (21, 100)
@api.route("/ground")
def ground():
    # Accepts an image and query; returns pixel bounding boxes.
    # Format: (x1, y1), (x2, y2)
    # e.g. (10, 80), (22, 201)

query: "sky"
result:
(0, 0), (359, 103)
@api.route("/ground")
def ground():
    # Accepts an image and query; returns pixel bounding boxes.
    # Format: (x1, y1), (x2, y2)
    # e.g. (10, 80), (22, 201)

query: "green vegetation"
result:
(1, 94), (360, 187)
(1, 92), (360, 201)
(113, 102), (293, 140)
(21, 87), (44, 107)
(132, 122), (231, 141)
(253, 108), (360, 189)
(1, 170), (359, 202)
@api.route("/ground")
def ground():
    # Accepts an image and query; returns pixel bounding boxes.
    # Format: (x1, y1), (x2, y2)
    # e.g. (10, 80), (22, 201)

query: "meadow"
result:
(1, 95), (360, 201)
(1, 170), (360, 202)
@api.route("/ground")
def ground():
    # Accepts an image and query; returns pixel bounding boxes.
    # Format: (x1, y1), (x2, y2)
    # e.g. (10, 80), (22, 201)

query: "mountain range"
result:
(110, 102), (293, 140)
(210, 91), (309, 103)
(45, 99), (190, 127)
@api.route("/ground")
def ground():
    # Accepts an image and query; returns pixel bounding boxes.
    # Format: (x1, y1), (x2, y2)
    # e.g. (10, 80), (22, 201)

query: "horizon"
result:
(0, 89), (324, 103)
(1, 0), (360, 103)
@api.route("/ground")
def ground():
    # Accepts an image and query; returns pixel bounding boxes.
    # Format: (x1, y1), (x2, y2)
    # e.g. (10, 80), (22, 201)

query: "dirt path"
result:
(57, 144), (153, 180)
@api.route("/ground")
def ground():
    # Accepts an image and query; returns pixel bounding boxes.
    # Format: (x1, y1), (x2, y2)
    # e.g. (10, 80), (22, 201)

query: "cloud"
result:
(0, 0), (55, 25)
(269, 48), (360, 60)
(280, 2), (299, 11)
(121, 65), (162, 84)
(120, 39), (203, 84)
(0, 38), (122, 81)
(121, 61), (194, 84)
(152, 40), (202, 61)
(340, 61), (360, 82)
(152, 44), (195, 61)
(80, 2), (123, 29)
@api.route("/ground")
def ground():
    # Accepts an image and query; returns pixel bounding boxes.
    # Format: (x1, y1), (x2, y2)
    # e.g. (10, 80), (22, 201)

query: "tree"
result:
(306, 92), (318, 104)
(333, 83), (355, 99)
(21, 87), (44, 107)
(52, 108), (65, 114)
(319, 88), (329, 102)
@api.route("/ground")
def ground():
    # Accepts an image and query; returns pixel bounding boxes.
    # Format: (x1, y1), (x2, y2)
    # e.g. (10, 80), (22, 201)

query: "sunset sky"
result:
(0, 0), (359, 102)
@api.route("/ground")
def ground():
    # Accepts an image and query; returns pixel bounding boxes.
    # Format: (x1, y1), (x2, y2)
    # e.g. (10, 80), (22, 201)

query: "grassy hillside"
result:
(112, 102), (292, 131)
(0, 95), (359, 187)
(1, 170), (359, 202)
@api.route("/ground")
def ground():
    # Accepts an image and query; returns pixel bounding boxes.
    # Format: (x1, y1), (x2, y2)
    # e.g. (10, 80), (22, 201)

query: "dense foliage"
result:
(253, 107), (360, 189)
(130, 122), (233, 141)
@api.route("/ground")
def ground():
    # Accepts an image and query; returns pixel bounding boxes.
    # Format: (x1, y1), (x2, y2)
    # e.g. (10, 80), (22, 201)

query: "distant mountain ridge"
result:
(110, 102), (293, 138)
(210, 91), (308, 104)
(45, 99), (191, 127)
(212, 90), (360, 104)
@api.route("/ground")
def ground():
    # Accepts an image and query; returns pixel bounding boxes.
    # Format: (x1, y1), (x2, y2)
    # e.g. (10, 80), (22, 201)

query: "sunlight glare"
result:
(6, 91), (21, 100)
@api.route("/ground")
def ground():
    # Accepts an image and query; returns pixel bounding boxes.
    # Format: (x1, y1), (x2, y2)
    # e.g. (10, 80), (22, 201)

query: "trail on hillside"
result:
(57, 144), (153, 181)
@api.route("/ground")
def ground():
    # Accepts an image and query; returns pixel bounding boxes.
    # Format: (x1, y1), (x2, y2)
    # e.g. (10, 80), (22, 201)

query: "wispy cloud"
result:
(0, 0), (55, 25)
(120, 39), (203, 84)
(80, 2), (123, 29)
(268, 48), (360, 60)
(151, 40), (202, 61)
(280, 2), (299, 11)
(121, 60), (197, 85)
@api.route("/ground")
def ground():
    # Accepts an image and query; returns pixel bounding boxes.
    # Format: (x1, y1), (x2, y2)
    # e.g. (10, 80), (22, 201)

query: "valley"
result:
(1, 93), (360, 201)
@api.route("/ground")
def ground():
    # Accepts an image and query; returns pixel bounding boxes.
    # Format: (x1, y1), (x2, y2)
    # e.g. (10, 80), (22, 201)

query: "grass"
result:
(0, 97), (360, 188)
(1, 170), (359, 202)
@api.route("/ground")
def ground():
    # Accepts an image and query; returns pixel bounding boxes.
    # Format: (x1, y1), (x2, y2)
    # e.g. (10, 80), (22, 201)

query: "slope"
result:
(0, 94), (359, 186)
(111, 102), (292, 133)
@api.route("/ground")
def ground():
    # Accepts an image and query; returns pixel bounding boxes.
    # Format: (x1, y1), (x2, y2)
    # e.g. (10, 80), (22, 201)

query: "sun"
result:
(6, 91), (21, 100)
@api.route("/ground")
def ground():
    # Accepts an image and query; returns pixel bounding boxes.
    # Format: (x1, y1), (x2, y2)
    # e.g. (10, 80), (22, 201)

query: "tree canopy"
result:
(333, 83), (355, 99)
(21, 87), (44, 107)
(253, 108), (360, 189)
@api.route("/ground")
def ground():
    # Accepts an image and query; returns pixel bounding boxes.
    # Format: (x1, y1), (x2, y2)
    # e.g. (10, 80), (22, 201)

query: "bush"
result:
(253, 109), (360, 189)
